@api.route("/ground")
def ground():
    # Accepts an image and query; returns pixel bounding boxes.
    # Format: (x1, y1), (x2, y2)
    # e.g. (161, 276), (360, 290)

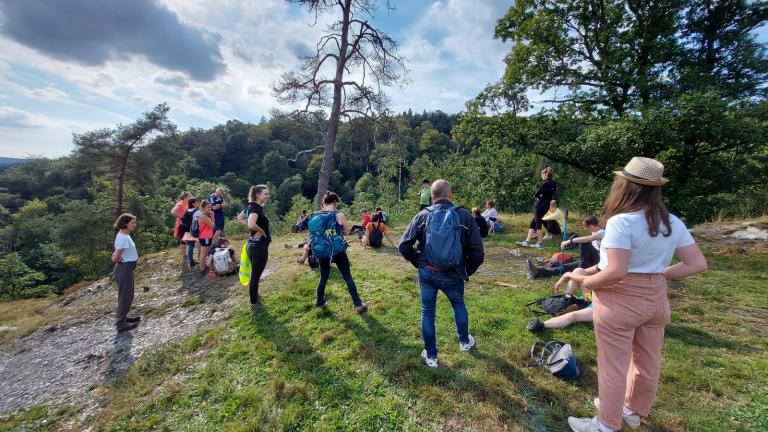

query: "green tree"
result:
(0, 252), (47, 299)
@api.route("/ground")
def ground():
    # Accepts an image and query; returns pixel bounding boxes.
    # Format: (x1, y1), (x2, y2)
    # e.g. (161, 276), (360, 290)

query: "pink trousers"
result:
(593, 273), (670, 430)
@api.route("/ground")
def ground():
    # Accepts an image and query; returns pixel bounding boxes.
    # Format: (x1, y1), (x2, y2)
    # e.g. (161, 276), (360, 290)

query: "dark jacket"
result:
(398, 199), (485, 280)
(534, 178), (557, 210)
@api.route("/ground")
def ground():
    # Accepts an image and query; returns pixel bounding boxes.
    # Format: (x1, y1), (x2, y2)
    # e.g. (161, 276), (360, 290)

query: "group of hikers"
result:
(110, 156), (708, 432)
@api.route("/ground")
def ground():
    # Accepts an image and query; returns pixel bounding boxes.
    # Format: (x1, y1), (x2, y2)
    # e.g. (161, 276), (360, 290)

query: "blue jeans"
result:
(418, 267), (469, 359)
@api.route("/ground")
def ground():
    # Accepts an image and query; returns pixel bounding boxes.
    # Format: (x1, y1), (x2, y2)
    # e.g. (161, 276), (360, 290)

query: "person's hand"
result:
(554, 273), (571, 292)
(560, 239), (571, 249)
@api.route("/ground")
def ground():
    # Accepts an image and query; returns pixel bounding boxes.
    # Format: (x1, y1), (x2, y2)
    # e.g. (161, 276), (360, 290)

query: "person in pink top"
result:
(196, 200), (215, 276)
(171, 191), (190, 264)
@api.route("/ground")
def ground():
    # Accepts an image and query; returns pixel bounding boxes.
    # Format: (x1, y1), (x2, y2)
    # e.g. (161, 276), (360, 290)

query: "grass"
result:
(2, 213), (767, 431)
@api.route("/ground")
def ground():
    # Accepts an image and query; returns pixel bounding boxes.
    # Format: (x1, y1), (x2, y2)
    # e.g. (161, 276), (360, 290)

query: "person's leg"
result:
(566, 267), (589, 295)
(594, 292), (637, 431)
(625, 276), (670, 417)
(544, 307), (593, 329)
(579, 243), (600, 268)
(315, 257), (332, 307)
(333, 252), (363, 307)
(187, 241), (195, 264)
(115, 262), (136, 321)
(525, 217), (536, 242)
(419, 268), (439, 358)
(439, 276), (469, 344)
(544, 220), (561, 235)
(199, 245), (210, 272)
(179, 240), (186, 261)
(247, 242), (268, 305)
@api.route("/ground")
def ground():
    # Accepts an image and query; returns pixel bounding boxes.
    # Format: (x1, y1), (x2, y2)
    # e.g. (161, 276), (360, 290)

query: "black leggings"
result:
(535, 243), (600, 278)
(542, 220), (561, 235)
(316, 251), (362, 307)
(247, 240), (269, 304)
(530, 206), (548, 230)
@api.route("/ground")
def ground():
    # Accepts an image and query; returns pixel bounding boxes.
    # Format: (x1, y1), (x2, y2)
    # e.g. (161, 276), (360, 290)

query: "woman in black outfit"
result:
(521, 167), (556, 248)
(239, 184), (271, 310)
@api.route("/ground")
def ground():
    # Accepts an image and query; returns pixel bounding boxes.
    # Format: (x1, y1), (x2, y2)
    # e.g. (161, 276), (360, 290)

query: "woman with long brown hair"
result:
(565, 157), (707, 432)
(171, 191), (190, 264)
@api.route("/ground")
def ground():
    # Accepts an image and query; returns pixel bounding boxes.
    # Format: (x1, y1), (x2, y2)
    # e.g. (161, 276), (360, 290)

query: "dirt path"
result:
(0, 250), (270, 416)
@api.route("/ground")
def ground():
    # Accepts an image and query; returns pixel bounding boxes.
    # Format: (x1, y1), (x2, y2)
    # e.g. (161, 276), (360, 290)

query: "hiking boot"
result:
(250, 302), (265, 311)
(421, 349), (438, 368)
(459, 335), (475, 352)
(526, 258), (539, 279)
(534, 242), (544, 249)
(567, 416), (606, 432)
(594, 398), (640, 429)
(116, 320), (139, 333)
(355, 304), (368, 314)
(527, 317), (544, 332)
(125, 316), (141, 324)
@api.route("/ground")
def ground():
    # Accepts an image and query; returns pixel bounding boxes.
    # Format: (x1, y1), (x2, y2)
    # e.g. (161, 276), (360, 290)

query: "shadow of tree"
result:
(666, 324), (754, 352)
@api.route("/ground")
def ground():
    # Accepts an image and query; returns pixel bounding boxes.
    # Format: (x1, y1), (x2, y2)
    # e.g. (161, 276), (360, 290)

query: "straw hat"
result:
(614, 157), (668, 186)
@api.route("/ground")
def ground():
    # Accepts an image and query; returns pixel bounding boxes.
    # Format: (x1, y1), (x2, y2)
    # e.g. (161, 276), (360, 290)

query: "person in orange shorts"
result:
(564, 157), (708, 432)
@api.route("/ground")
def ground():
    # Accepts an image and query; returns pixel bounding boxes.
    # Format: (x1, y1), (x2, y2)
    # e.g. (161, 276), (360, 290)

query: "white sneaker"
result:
(593, 398), (641, 429)
(534, 242), (544, 249)
(421, 349), (438, 368)
(567, 416), (604, 432)
(459, 335), (475, 352)
(519, 240), (531, 247)
(544, 233), (553, 240)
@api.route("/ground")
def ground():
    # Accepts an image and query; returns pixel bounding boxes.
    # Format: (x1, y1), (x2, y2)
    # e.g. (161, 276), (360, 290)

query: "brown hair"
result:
(422, 178), (430, 184)
(178, 191), (190, 201)
(550, 200), (557, 207)
(582, 215), (599, 227)
(542, 167), (553, 179)
(114, 213), (137, 230)
(486, 200), (494, 207)
(248, 185), (268, 203)
(601, 176), (671, 237)
(187, 197), (198, 207)
(323, 191), (340, 205)
(200, 200), (211, 210)
(471, 207), (480, 216)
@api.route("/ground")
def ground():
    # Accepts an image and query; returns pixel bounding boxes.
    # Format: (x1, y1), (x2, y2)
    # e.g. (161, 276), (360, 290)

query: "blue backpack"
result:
(424, 205), (463, 271)
(309, 211), (347, 259)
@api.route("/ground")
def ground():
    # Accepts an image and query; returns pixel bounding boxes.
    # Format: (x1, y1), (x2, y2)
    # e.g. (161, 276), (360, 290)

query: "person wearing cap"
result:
(566, 157), (708, 432)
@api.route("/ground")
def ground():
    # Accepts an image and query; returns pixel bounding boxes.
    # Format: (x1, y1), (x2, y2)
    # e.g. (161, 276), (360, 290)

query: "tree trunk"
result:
(313, 0), (352, 209)
(116, 149), (131, 218)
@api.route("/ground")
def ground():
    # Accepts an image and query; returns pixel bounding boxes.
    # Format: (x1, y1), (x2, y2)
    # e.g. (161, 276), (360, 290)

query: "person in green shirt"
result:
(417, 178), (431, 211)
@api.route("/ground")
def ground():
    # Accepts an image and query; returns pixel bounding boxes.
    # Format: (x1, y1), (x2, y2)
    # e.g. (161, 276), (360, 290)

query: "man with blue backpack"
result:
(398, 180), (485, 368)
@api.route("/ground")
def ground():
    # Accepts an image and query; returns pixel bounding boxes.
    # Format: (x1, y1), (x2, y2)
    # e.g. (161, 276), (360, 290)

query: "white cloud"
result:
(0, 106), (49, 128)
(28, 86), (69, 102)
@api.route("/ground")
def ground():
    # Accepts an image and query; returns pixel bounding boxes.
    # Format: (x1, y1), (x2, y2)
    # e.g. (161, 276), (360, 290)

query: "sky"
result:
(0, 0), (512, 158)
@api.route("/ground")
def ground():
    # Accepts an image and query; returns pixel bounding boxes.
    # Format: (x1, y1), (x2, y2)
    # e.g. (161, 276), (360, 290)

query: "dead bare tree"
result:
(273, 0), (407, 208)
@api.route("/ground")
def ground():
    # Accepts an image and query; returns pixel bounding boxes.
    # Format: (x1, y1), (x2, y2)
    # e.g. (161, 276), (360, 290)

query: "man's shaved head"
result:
(431, 179), (452, 200)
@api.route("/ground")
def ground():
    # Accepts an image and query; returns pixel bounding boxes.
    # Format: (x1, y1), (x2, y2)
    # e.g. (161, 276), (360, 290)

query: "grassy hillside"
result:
(1, 215), (766, 432)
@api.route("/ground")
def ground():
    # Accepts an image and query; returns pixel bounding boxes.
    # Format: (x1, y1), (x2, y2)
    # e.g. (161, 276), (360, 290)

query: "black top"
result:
(534, 178), (557, 210)
(474, 215), (489, 238)
(247, 203), (271, 243)
(398, 199), (485, 281)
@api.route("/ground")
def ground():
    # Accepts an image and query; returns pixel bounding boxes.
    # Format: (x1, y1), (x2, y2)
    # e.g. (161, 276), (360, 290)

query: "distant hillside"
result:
(0, 157), (25, 167)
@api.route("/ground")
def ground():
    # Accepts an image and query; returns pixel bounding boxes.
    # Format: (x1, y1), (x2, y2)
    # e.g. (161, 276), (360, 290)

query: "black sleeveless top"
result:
(247, 203), (271, 243)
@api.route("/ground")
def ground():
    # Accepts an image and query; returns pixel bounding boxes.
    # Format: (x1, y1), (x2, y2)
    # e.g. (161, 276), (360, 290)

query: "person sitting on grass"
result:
(350, 209), (372, 238)
(472, 207), (490, 238)
(363, 214), (397, 249)
(481, 200), (498, 234)
(206, 237), (239, 276)
(542, 200), (564, 240)
(527, 215), (605, 279)
(526, 266), (598, 332)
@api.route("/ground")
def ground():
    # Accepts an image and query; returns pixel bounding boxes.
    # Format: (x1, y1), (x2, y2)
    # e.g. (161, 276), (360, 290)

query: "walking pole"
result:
(559, 208), (569, 276)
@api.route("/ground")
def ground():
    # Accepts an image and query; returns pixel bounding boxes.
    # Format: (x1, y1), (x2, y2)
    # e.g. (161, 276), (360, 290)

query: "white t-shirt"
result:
(481, 208), (498, 223)
(114, 232), (138, 263)
(598, 212), (694, 274)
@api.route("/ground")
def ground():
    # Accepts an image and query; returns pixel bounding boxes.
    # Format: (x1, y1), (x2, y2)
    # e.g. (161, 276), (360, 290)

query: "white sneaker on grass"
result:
(543, 233), (553, 240)
(567, 416), (607, 432)
(519, 240), (531, 247)
(420, 349), (438, 368)
(459, 335), (475, 352)
(593, 398), (641, 429)
(534, 242), (544, 249)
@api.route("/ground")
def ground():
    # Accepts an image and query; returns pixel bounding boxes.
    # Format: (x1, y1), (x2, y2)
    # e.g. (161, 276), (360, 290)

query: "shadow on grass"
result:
(666, 324), (754, 352)
(339, 313), (573, 430)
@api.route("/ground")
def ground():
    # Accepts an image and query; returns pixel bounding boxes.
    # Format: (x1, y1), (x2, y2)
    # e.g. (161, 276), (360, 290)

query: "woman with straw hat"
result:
(565, 157), (708, 432)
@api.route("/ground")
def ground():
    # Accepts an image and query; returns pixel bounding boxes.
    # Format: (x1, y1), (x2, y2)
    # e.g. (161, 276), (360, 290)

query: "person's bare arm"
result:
(111, 248), (124, 264)
(171, 203), (182, 217)
(560, 232), (601, 249)
(237, 210), (247, 226)
(554, 265), (599, 291)
(200, 214), (213, 228)
(664, 244), (708, 280)
(384, 227), (396, 247)
(336, 212), (350, 235)
(582, 249), (630, 291)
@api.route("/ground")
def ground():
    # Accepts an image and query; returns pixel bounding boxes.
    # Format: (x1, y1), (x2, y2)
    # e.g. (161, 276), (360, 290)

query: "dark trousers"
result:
(543, 220), (561, 235)
(535, 243), (600, 278)
(247, 240), (269, 304)
(530, 206), (548, 230)
(316, 251), (362, 307)
(114, 261), (137, 321)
